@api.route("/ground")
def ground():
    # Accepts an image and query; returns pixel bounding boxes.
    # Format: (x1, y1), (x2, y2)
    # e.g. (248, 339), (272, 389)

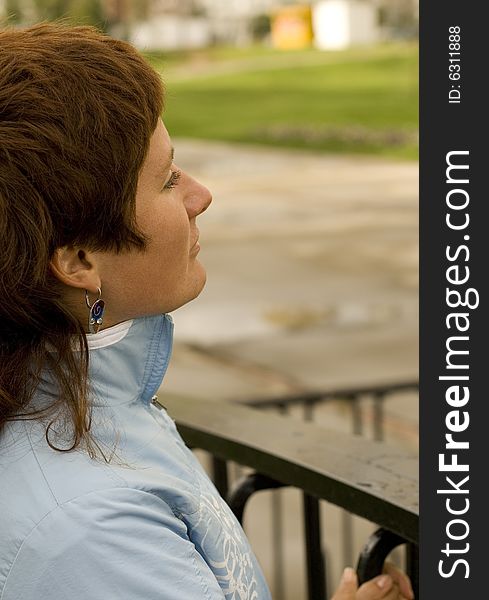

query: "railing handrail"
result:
(163, 394), (419, 543)
(235, 380), (419, 409)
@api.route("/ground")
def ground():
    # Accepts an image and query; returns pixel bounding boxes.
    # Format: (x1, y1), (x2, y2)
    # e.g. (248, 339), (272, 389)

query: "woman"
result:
(0, 23), (413, 600)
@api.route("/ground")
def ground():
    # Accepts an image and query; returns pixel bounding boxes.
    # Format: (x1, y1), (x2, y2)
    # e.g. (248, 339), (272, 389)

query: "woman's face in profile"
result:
(93, 119), (213, 323)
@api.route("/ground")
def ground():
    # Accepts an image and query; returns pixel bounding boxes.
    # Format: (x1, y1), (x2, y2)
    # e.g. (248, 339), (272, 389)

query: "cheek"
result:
(150, 208), (190, 269)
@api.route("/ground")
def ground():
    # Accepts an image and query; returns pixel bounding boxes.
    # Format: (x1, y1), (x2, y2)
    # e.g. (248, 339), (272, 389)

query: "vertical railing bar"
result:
(302, 399), (329, 597)
(342, 394), (360, 569)
(303, 400), (315, 422)
(351, 394), (363, 435)
(372, 392), (385, 442)
(406, 543), (419, 600)
(270, 402), (288, 600)
(341, 510), (354, 573)
(231, 461), (240, 485)
(303, 493), (326, 600)
(271, 482), (285, 600)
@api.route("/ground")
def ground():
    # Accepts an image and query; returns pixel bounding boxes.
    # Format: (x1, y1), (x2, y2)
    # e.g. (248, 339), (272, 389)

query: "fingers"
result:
(330, 567), (358, 600)
(330, 567), (413, 600)
(357, 574), (394, 600)
(383, 562), (415, 600)
(357, 574), (410, 600)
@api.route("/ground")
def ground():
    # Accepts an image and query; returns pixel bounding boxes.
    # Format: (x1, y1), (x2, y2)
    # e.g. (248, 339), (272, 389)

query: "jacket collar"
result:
(87, 313), (174, 407)
(36, 314), (174, 409)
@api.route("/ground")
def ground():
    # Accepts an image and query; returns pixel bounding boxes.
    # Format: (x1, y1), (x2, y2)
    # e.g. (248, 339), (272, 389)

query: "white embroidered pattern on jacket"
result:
(192, 491), (259, 600)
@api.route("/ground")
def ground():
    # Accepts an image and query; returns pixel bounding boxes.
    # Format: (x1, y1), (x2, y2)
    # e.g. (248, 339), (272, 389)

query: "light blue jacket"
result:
(0, 315), (271, 599)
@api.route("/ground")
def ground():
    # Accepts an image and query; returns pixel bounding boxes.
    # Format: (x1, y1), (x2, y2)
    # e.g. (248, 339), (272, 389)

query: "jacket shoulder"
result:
(1, 487), (226, 600)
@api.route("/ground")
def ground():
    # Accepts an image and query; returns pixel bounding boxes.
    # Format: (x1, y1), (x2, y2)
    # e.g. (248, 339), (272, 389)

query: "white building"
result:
(131, 0), (286, 48)
(131, 14), (212, 50)
(312, 0), (379, 50)
(196, 0), (284, 44)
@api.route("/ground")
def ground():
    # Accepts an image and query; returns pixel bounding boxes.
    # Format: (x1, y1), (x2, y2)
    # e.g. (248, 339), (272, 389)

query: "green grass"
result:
(146, 43), (418, 160)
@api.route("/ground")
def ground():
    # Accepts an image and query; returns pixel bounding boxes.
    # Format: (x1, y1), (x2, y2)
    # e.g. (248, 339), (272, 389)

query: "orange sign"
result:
(271, 5), (313, 50)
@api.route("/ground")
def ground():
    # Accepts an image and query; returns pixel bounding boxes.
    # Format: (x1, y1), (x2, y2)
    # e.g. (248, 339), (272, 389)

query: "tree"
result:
(28, 0), (105, 28)
(4, 0), (24, 23)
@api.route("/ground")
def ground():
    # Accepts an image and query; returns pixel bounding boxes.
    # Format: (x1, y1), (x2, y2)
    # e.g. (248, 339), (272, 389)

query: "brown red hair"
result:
(0, 22), (164, 458)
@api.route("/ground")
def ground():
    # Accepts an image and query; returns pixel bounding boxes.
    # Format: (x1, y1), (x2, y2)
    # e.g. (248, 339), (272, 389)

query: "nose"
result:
(184, 175), (212, 219)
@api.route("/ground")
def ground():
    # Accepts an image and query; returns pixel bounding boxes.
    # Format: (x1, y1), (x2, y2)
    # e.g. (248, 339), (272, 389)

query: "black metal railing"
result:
(236, 381), (419, 592)
(163, 391), (418, 600)
(237, 381), (419, 442)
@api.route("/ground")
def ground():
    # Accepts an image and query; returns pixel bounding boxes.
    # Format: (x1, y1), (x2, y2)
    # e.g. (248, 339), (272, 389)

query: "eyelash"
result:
(163, 169), (181, 190)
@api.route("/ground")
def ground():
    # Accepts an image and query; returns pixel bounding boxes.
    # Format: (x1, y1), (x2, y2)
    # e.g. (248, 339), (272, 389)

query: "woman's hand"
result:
(331, 563), (414, 600)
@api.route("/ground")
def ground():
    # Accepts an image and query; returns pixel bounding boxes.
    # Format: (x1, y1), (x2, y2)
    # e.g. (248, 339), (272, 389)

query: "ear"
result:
(49, 246), (101, 293)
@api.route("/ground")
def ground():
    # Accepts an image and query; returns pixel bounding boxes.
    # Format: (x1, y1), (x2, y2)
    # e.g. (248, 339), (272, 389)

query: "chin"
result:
(167, 269), (207, 313)
(189, 268), (207, 301)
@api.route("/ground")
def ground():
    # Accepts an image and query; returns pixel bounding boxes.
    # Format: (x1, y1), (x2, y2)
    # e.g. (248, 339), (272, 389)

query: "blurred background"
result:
(2, 2), (418, 598)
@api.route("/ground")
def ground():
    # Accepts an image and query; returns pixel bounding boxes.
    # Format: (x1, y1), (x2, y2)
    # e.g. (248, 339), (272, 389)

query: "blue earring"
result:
(85, 287), (105, 334)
